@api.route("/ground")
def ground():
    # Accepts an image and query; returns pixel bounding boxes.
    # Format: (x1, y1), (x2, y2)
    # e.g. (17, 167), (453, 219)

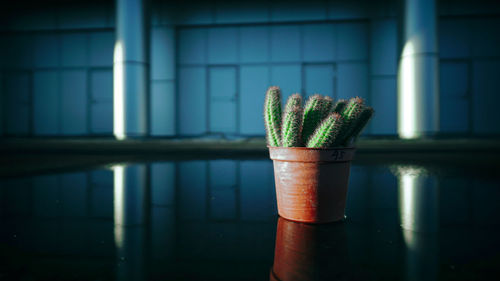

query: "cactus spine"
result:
(306, 113), (344, 148)
(301, 95), (332, 144)
(281, 94), (303, 147)
(332, 99), (347, 114)
(264, 86), (282, 147)
(263, 87), (374, 148)
(320, 96), (334, 117)
(346, 106), (374, 145)
(285, 93), (302, 109)
(334, 97), (365, 146)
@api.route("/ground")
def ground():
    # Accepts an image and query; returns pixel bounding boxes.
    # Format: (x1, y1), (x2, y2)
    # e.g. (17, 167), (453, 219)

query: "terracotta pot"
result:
(271, 217), (349, 281)
(269, 146), (356, 223)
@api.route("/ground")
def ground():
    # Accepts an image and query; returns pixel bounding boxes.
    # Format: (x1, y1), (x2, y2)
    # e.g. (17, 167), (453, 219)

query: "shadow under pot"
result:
(269, 146), (356, 224)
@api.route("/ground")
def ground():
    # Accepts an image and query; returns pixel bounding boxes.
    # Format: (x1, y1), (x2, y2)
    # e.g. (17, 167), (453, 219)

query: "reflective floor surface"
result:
(1, 157), (500, 280)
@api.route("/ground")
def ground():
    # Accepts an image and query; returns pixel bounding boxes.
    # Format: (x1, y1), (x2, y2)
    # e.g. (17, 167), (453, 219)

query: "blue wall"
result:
(1, 0), (499, 137)
(1, 30), (115, 136)
(439, 17), (500, 135)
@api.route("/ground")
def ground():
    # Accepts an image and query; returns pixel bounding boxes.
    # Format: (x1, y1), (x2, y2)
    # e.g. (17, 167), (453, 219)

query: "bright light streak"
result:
(113, 41), (125, 140)
(399, 171), (418, 249)
(398, 40), (419, 139)
(396, 165), (437, 250)
(401, 172), (416, 225)
(113, 164), (125, 248)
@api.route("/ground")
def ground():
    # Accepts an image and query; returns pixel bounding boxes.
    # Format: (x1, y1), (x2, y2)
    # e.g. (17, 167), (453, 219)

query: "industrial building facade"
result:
(1, 0), (499, 138)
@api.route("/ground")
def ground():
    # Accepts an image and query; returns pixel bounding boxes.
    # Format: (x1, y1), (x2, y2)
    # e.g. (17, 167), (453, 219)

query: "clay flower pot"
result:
(269, 146), (356, 223)
(270, 217), (349, 281)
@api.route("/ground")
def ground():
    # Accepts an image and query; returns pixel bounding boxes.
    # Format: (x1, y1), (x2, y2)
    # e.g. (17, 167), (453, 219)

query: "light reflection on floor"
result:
(1, 159), (500, 280)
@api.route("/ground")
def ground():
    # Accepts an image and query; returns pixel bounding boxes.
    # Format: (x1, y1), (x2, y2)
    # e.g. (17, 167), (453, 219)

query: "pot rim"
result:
(268, 146), (356, 162)
(267, 146), (355, 151)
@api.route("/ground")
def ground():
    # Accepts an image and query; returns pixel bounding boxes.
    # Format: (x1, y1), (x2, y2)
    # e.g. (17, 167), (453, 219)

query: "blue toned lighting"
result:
(113, 41), (125, 140)
(398, 40), (418, 139)
(113, 164), (125, 248)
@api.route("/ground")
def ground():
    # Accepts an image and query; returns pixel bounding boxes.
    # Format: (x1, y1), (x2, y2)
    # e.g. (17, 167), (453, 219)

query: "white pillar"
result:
(114, 0), (149, 139)
(398, 0), (439, 139)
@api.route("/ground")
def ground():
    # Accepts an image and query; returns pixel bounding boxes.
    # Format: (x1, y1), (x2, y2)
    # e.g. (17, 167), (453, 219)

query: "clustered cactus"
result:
(264, 86), (374, 148)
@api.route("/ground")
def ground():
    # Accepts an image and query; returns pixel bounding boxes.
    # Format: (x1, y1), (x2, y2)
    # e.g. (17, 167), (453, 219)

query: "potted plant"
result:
(264, 86), (374, 223)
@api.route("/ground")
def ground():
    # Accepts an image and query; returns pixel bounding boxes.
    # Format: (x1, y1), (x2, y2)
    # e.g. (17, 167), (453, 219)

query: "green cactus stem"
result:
(264, 86), (282, 147)
(301, 94), (332, 144)
(306, 113), (344, 148)
(320, 96), (334, 119)
(281, 94), (303, 147)
(342, 97), (365, 122)
(334, 97), (365, 146)
(285, 93), (302, 110)
(332, 99), (347, 114)
(345, 106), (374, 145)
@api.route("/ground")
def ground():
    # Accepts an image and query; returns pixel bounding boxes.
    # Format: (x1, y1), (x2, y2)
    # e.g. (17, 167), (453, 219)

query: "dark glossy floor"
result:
(1, 156), (500, 280)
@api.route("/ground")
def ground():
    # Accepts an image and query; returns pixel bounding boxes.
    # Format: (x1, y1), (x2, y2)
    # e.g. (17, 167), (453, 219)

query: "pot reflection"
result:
(271, 217), (349, 281)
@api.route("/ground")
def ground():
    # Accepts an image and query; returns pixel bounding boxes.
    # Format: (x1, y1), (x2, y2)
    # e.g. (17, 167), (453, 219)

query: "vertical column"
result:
(114, 0), (149, 139)
(398, 0), (439, 139)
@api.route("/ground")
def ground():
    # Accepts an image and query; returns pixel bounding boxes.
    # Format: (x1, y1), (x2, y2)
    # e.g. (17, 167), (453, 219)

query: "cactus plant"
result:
(285, 93), (302, 109)
(282, 94), (303, 147)
(263, 88), (374, 149)
(306, 113), (344, 148)
(342, 97), (365, 119)
(264, 86), (282, 147)
(320, 96), (334, 119)
(332, 99), (347, 114)
(333, 97), (365, 146)
(346, 106), (374, 144)
(301, 95), (333, 144)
